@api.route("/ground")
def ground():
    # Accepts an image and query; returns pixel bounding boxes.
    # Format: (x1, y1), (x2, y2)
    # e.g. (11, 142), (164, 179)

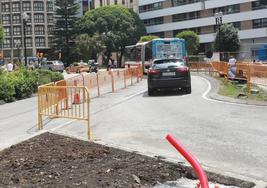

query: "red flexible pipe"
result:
(166, 134), (209, 188)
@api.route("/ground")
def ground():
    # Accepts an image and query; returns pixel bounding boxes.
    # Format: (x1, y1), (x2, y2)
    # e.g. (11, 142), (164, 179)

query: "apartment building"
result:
(139, 0), (267, 53)
(76, 0), (92, 16)
(93, 0), (139, 12)
(0, 0), (55, 60)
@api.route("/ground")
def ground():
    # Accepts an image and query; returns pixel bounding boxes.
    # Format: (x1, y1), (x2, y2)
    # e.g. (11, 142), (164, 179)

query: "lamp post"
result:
(22, 12), (29, 66)
(214, 11), (223, 60)
(15, 41), (21, 64)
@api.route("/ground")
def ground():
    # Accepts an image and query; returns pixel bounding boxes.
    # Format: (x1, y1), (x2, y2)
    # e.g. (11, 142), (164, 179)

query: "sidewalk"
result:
(0, 79), (147, 151)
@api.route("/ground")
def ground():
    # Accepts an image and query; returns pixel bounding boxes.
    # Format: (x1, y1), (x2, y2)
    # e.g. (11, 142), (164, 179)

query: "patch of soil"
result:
(0, 133), (186, 187)
(0, 133), (255, 188)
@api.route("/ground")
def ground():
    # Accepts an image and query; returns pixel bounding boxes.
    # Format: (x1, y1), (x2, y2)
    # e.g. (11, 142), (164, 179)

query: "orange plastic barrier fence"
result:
(189, 61), (213, 72)
(38, 85), (91, 139)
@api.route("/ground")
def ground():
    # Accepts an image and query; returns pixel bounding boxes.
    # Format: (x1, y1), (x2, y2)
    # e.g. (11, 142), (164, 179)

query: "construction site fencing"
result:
(189, 61), (213, 73)
(37, 67), (143, 140)
(38, 85), (91, 139)
(190, 61), (267, 95)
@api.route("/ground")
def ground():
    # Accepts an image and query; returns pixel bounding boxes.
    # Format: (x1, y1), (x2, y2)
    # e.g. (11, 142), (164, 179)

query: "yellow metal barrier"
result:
(38, 85), (91, 140)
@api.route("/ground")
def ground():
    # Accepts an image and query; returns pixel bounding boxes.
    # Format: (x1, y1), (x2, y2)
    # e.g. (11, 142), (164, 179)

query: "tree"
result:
(75, 33), (105, 61)
(0, 24), (4, 45)
(79, 5), (146, 67)
(176, 30), (200, 55)
(139, 35), (159, 42)
(214, 23), (240, 52)
(53, 0), (80, 66)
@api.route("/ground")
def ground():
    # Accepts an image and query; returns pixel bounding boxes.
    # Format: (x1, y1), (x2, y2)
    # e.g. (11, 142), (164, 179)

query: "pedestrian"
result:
(7, 61), (13, 72)
(107, 58), (112, 71)
(228, 56), (236, 79)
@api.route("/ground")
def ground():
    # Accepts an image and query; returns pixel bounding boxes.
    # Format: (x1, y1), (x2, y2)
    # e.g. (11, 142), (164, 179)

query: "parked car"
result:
(66, 62), (90, 73)
(147, 59), (191, 96)
(40, 60), (64, 72)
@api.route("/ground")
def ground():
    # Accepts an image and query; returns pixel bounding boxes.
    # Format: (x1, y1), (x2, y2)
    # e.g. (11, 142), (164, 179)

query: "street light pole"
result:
(22, 12), (29, 66)
(215, 11), (223, 60)
(15, 41), (21, 64)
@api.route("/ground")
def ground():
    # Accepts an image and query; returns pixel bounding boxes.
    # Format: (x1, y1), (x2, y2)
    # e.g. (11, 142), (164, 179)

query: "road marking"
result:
(200, 76), (267, 108)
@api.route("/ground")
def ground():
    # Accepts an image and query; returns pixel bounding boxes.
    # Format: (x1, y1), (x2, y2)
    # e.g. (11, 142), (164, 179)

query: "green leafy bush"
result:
(12, 68), (39, 99)
(0, 73), (16, 102)
(36, 69), (63, 85)
(0, 68), (64, 103)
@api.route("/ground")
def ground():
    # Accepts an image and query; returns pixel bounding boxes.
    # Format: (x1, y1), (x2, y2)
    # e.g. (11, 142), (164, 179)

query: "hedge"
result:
(0, 68), (63, 103)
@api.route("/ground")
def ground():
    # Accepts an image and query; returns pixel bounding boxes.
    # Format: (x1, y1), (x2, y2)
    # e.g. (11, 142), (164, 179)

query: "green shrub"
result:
(0, 68), (63, 103)
(0, 73), (16, 102)
(51, 72), (64, 82)
(12, 68), (38, 99)
(36, 69), (63, 85)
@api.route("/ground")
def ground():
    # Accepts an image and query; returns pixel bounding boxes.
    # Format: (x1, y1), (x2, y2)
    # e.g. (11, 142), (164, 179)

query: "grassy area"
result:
(218, 78), (267, 101)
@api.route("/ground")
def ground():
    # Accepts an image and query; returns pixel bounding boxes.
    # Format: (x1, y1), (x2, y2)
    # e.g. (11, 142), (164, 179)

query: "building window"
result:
(114, 0), (118, 4)
(34, 2), (44, 11)
(2, 15), (11, 24)
(47, 2), (54, 11)
(213, 4), (240, 15)
(4, 27), (11, 36)
(233, 22), (241, 30)
(48, 37), (54, 46)
(139, 2), (163, 13)
(13, 26), (21, 36)
(12, 14), (21, 24)
(47, 14), (54, 23)
(3, 39), (11, 48)
(34, 14), (44, 23)
(143, 17), (164, 26)
(252, 0), (267, 10)
(2, 3), (10, 12)
(48, 26), (54, 34)
(172, 0), (200, 7)
(253, 18), (267, 28)
(172, 11), (200, 22)
(26, 38), (32, 47)
(23, 2), (31, 11)
(13, 38), (22, 47)
(12, 3), (21, 12)
(35, 26), (45, 35)
(26, 26), (32, 35)
(174, 27), (200, 36)
(35, 37), (45, 47)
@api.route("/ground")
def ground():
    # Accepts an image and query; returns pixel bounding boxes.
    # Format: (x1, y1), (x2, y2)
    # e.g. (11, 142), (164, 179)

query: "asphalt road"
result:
(0, 74), (267, 186)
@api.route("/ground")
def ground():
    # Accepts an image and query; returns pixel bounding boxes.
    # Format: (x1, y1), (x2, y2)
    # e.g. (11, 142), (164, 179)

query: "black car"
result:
(147, 59), (191, 96)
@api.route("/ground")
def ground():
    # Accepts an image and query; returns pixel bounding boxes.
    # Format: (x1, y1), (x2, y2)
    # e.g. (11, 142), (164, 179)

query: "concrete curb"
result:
(194, 73), (267, 106)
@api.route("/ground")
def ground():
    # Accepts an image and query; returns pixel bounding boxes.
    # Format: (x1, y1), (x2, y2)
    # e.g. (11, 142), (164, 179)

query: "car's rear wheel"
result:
(148, 88), (154, 96)
(185, 86), (191, 94)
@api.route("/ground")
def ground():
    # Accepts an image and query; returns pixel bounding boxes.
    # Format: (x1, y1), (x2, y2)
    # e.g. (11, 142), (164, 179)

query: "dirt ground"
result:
(0, 133), (254, 188)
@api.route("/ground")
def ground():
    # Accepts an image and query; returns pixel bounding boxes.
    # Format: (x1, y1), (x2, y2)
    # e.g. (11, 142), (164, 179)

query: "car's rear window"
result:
(152, 60), (186, 69)
(153, 59), (184, 64)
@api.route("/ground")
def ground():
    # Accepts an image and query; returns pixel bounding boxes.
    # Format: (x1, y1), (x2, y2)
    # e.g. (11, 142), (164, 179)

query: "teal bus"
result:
(124, 38), (187, 73)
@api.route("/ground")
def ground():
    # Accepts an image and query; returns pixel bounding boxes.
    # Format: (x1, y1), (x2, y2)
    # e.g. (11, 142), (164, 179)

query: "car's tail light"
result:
(148, 69), (160, 75)
(176, 67), (189, 72)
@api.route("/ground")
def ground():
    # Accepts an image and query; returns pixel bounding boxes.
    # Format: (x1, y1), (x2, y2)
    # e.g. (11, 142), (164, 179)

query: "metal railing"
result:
(37, 66), (143, 140)
(38, 85), (91, 139)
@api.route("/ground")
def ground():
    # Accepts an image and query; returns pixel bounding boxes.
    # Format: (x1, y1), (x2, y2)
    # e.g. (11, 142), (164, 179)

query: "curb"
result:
(194, 73), (267, 107)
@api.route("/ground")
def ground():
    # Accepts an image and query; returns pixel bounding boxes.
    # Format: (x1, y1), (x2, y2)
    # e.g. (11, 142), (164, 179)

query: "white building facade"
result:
(139, 0), (267, 53)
